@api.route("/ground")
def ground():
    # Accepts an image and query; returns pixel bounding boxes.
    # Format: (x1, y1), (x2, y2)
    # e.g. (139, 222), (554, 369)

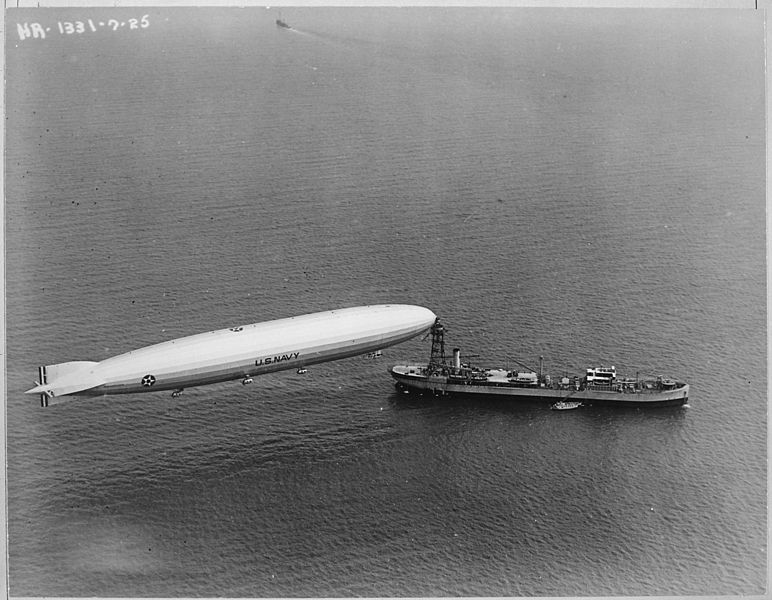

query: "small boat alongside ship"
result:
(551, 400), (583, 411)
(391, 320), (689, 407)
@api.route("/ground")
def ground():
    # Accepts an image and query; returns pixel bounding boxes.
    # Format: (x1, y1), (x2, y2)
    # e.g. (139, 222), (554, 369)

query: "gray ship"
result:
(391, 320), (689, 408)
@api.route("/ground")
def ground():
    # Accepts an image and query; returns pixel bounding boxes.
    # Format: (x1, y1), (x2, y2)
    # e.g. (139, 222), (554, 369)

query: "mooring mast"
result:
(428, 319), (447, 371)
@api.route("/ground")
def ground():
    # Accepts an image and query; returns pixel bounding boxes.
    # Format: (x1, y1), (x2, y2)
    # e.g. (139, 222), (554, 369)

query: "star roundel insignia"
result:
(141, 374), (156, 387)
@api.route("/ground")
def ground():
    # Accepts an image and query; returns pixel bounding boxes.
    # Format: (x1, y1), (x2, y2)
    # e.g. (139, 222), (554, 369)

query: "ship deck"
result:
(391, 365), (689, 407)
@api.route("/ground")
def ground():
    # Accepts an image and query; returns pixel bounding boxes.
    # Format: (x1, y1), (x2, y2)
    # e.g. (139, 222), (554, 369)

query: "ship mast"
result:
(427, 319), (447, 371)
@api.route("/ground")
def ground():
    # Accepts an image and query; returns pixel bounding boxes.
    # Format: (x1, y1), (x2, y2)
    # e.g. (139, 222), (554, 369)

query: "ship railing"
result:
(585, 381), (618, 392)
(585, 378), (682, 394)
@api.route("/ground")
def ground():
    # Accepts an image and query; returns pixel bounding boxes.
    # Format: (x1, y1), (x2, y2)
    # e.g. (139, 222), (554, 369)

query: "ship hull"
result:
(391, 367), (689, 407)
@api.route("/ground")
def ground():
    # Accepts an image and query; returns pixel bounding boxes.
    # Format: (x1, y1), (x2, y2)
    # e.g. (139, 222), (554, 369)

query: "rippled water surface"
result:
(5, 7), (766, 597)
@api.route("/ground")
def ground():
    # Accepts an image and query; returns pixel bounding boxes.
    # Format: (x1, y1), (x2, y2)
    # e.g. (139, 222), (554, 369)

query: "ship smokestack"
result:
(453, 348), (461, 369)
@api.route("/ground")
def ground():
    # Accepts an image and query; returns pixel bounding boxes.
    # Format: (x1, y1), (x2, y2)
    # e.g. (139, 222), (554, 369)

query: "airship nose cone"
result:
(379, 304), (436, 328)
(408, 305), (437, 326)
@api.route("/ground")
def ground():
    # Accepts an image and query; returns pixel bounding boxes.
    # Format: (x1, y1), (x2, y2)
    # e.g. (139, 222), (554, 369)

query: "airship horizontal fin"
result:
(25, 360), (103, 406)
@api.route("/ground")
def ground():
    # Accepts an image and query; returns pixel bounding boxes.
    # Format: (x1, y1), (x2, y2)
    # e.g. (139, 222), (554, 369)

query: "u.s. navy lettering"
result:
(255, 352), (300, 366)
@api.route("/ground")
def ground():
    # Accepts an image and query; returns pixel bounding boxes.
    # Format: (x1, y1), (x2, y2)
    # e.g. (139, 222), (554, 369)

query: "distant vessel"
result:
(391, 320), (689, 407)
(276, 19), (291, 29)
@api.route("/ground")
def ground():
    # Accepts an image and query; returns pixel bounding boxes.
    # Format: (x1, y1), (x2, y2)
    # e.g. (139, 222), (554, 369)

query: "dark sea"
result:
(5, 7), (766, 597)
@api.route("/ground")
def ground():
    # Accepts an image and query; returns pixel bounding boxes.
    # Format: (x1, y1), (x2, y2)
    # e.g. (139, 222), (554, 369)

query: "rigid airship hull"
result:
(26, 304), (436, 405)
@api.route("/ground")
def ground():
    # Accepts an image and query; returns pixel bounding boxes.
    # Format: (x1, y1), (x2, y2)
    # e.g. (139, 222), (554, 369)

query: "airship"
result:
(26, 304), (436, 407)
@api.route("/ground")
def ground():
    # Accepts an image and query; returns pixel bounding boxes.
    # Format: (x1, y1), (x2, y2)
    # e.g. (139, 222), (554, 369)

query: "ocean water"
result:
(5, 7), (766, 597)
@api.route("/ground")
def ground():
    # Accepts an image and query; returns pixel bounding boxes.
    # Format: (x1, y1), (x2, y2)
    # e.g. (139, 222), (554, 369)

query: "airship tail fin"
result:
(26, 361), (101, 406)
(38, 361), (99, 384)
(39, 393), (79, 407)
